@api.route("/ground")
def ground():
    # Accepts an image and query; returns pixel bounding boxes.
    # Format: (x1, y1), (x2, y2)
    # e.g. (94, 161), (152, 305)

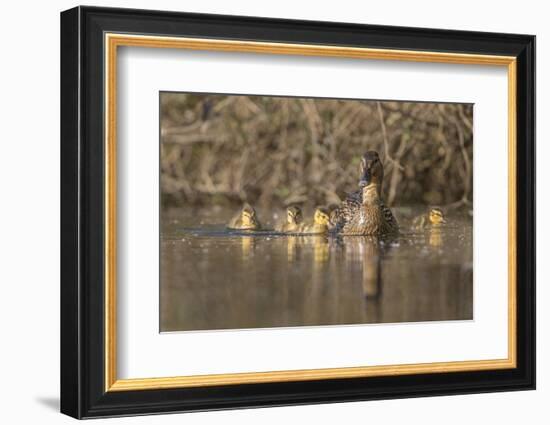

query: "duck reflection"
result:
(162, 205), (473, 332)
(339, 236), (384, 301)
(311, 235), (329, 266)
(428, 227), (443, 248)
(283, 233), (387, 304)
(240, 235), (255, 259)
(285, 234), (329, 267)
(239, 226), (393, 325)
(330, 235), (390, 324)
(286, 235), (300, 262)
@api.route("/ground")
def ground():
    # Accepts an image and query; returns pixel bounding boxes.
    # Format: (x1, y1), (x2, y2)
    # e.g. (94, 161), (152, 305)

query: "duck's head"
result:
(359, 151), (384, 187)
(327, 203), (339, 214)
(313, 207), (330, 226)
(362, 184), (380, 204)
(241, 203), (258, 227)
(286, 205), (303, 225)
(429, 207), (446, 225)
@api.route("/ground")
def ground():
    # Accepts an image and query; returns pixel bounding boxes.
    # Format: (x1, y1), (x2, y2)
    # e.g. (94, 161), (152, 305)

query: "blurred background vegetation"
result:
(160, 93), (473, 209)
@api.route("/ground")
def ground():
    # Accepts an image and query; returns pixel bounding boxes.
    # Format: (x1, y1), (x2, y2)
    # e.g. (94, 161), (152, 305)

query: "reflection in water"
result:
(339, 236), (382, 299)
(160, 206), (473, 332)
(429, 227), (443, 248)
(312, 236), (329, 266)
(287, 236), (299, 263)
(241, 235), (255, 258)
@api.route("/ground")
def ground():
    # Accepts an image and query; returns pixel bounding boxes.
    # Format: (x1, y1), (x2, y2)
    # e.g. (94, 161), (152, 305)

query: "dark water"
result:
(160, 206), (473, 332)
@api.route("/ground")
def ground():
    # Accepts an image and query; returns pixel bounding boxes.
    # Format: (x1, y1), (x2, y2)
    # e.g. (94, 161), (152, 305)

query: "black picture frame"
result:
(61, 5), (535, 419)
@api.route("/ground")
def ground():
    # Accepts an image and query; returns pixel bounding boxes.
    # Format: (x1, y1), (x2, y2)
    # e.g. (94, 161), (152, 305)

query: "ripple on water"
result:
(160, 206), (473, 331)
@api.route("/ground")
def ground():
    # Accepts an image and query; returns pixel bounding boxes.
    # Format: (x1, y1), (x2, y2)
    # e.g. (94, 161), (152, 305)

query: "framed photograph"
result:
(60, 6), (535, 419)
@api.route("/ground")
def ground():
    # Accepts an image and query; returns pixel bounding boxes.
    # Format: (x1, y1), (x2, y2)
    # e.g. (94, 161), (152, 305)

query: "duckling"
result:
(276, 206), (303, 233)
(329, 151), (398, 235)
(299, 207), (330, 234)
(227, 203), (261, 230)
(412, 207), (446, 230)
(337, 184), (398, 236)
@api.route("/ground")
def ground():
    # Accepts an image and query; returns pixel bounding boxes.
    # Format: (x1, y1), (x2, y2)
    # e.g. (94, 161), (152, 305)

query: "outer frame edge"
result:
(60, 5), (83, 420)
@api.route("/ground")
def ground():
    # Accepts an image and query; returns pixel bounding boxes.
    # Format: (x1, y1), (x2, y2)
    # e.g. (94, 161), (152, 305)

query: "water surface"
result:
(160, 206), (472, 332)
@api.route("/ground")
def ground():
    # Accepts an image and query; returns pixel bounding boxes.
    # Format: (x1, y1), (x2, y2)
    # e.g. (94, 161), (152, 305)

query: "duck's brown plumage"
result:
(335, 185), (398, 235)
(328, 151), (398, 236)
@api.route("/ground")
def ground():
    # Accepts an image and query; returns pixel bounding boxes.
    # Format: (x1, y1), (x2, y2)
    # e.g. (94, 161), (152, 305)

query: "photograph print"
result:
(159, 92), (473, 332)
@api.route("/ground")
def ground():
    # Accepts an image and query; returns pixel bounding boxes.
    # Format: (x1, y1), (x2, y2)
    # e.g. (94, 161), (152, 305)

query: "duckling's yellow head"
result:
(241, 203), (257, 227)
(313, 207), (330, 226)
(359, 151), (384, 187)
(429, 207), (446, 225)
(286, 206), (303, 225)
(362, 184), (380, 204)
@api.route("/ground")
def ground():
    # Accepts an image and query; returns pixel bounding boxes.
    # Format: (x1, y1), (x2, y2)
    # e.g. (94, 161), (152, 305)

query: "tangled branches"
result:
(160, 93), (473, 209)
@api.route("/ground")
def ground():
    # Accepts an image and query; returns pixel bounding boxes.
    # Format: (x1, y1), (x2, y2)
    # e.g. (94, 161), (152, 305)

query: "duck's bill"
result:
(359, 170), (371, 187)
(358, 177), (370, 187)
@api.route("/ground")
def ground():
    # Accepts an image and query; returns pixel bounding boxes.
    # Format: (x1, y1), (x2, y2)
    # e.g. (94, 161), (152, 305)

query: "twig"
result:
(376, 102), (404, 171)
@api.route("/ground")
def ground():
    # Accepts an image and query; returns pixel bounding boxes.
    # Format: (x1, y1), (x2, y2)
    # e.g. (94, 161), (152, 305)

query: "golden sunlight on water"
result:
(160, 206), (472, 332)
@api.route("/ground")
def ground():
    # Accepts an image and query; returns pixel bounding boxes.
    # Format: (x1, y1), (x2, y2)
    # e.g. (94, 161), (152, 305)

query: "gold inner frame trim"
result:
(104, 33), (518, 392)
